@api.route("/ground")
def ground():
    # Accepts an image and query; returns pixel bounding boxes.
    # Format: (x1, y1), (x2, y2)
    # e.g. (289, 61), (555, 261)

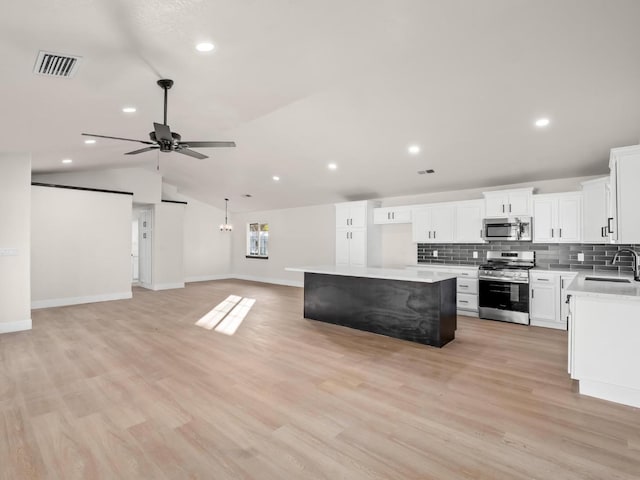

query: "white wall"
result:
(0, 153), (32, 333)
(34, 167), (162, 204)
(230, 204), (335, 286)
(31, 186), (133, 308)
(183, 198), (231, 282)
(152, 202), (185, 290)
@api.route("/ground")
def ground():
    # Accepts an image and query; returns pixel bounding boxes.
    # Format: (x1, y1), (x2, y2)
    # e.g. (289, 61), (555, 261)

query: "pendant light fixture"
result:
(220, 198), (233, 231)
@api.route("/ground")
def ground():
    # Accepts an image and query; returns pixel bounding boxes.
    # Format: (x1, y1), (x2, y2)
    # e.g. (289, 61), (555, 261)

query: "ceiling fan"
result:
(82, 79), (236, 160)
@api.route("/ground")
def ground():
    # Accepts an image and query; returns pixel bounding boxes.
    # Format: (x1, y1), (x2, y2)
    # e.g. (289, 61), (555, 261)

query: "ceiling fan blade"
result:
(178, 141), (236, 148)
(153, 122), (173, 142)
(82, 133), (155, 144)
(175, 148), (208, 160)
(125, 146), (159, 155)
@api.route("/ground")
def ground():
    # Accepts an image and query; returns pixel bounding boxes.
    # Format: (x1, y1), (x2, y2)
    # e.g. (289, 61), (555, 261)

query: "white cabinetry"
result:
(412, 204), (455, 243)
(373, 206), (412, 224)
(529, 271), (574, 330)
(533, 192), (582, 243)
(581, 177), (611, 243)
(530, 272), (560, 328)
(609, 145), (640, 243)
(483, 188), (533, 217)
(335, 201), (381, 267)
(455, 200), (485, 243)
(560, 273), (577, 330)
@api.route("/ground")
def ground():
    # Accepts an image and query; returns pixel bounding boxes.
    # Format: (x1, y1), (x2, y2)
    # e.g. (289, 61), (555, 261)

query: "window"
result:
(247, 222), (269, 258)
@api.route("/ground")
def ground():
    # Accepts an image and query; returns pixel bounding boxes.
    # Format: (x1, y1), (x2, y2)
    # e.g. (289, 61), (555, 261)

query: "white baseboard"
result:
(31, 291), (133, 309)
(0, 318), (32, 334)
(230, 274), (303, 288)
(580, 379), (640, 408)
(185, 274), (232, 283)
(150, 282), (185, 291)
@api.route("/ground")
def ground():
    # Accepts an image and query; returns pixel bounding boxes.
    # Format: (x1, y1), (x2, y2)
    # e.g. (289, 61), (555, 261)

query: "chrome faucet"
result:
(612, 248), (640, 281)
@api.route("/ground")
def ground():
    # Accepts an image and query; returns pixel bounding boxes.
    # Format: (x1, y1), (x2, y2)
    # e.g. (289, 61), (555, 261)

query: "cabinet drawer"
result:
(456, 278), (478, 294)
(457, 293), (478, 311)
(530, 272), (557, 284)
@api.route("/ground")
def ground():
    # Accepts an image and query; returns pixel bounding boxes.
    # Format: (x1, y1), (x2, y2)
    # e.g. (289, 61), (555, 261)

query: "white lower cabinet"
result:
(529, 271), (576, 330)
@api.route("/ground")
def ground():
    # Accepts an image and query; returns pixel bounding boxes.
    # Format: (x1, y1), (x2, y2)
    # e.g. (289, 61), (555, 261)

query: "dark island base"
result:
(303, 273), (457, 348)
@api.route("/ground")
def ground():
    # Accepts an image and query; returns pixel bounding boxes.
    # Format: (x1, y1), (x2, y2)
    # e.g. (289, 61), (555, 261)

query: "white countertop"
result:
(285, 265), (458, 283)
(567, 272), (640, 301)
(406, 264), (479, 271)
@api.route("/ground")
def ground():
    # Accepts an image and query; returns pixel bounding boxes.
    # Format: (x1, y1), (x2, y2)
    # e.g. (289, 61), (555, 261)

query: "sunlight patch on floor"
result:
(214, 298), (256, 336)
(195, 295), (242, 330)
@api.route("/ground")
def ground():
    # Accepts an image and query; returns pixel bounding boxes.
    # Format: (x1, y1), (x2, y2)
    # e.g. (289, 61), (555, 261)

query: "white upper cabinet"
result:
(609, 145), (640, 243)
(373, 206), (412, 224)
(412, 204), (455, 243)
(335, 201), (367, 228)
(533, 192), (582, 243)
(581, 177), (611, 243)
(483, 188), (533, 217)
(455, 200), (485, 243)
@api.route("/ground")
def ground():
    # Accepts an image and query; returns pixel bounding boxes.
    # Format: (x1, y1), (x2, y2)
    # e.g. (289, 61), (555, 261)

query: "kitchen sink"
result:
(585, 276), (632, 283)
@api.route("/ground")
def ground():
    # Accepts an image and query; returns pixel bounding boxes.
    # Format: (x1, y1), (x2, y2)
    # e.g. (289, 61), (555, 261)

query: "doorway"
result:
(133, 206), (153, 289)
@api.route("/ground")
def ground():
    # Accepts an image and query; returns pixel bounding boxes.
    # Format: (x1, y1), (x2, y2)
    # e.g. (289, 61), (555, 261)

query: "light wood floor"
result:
(2, 280), (639, 479)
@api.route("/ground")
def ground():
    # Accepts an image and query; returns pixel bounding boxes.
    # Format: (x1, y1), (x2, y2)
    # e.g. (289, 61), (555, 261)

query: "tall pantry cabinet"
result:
(335, 201), (381, 267)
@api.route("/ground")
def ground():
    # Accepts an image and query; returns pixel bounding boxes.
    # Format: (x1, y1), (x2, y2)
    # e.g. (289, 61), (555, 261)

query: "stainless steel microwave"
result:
(482, 217), (532, 241)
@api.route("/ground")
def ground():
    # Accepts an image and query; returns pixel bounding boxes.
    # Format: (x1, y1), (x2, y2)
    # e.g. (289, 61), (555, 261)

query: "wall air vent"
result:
(33, 51), (81, 78)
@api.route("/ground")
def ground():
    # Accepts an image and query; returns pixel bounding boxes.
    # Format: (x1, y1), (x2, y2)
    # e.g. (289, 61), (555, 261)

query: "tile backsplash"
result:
(417, 242), (640, 273)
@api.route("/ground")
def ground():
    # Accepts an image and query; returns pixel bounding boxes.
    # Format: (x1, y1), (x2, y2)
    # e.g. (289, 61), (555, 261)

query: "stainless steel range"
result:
(478, 251), (535, 325)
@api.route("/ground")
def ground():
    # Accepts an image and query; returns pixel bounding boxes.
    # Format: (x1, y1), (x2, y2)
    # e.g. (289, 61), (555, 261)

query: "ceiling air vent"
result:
(33, 51), (81, 78)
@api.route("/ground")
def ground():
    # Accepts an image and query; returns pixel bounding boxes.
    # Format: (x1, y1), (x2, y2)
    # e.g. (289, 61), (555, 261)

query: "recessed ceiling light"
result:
(535, 118), (550, 127)
(196, 42), (215, 52)
(62, 158), (72, 164)
(408, 145), (421, 155)
(272, 176), (280, 181)
(122, 107), (137, 113)
(84, 139), (96, 144)
(328, 163), (337, 170)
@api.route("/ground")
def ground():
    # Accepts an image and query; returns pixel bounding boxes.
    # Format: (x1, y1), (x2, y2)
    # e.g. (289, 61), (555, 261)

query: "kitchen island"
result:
(285, 266), (457, 347)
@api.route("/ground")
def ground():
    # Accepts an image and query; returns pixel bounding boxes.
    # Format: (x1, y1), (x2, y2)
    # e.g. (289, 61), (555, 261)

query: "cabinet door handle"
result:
(561, 279), (564, 289)
(607, 217), (614, 234)
(601, 226), (606, 237)
(459, 300), (469, 304)
(433, 230), (436, 239)
(459, 285), (469, 288)
(502, 204), (505, 213)
(509, 203), (512, 213)
(551, 228), (554, 238)
(535, 278), (549, 282)
(392, 212), (395, 220)
(559, 228), (562, 238)
(428, 231), (431, 239)
(531, 289), (535, 298)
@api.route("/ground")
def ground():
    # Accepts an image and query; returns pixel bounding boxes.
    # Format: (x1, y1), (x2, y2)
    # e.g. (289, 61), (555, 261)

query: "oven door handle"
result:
(479, 277), (529, 284)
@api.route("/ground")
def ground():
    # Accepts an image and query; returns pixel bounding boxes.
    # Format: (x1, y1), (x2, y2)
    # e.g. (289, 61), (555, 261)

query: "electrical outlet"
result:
(473, 251), (478, 259)
(577, 252), (585, 262)
(433, 250), (438, 257)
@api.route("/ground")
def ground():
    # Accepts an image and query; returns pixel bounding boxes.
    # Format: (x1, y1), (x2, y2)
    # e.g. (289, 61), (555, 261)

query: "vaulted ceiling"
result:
(2, 0), (640, 211)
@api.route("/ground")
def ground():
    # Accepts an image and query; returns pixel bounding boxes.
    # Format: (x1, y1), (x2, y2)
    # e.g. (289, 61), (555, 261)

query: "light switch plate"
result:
(433, 250), (438, 257)
(473, 251), (478, 258)
(577, 252), (585, 262)
(0, 248), (18, 256)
